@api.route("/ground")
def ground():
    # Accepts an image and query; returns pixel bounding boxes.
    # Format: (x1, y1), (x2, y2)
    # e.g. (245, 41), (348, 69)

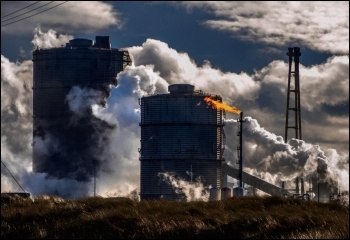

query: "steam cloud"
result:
(224, 117), (349, 193)
(158, 172), (210, 202)
(31, 25), (74, 50)
(1, 28), (348, 201)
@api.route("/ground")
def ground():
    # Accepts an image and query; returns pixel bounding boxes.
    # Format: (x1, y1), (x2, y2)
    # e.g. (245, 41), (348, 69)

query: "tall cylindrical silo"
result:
(32, 36), (131, 181)
(139, 84), (226, 200)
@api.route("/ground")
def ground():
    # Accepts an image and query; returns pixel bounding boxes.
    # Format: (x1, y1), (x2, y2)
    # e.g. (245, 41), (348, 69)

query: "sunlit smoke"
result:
(31, 25), (73, 50)
(158, 172), (210, 201)
(224, 116), (349, 195)
(204, 96), (241, 114)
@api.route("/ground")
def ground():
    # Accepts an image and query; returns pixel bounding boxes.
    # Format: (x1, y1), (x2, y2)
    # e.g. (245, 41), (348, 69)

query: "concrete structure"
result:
(139, 84), (225, 200)
(32, 36), (131, 181)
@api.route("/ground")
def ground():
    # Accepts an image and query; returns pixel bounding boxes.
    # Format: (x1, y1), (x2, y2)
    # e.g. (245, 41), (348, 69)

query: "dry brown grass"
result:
(1, 194), (349, 239)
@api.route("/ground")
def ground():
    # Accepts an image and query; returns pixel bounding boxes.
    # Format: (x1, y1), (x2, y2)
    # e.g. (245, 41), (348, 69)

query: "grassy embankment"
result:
(1, 194), (349, 239)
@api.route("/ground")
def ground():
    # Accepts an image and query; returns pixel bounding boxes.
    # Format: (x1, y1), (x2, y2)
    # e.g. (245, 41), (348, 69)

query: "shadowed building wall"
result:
(32, 36), (131, 181)
(139, 84), (225, 200)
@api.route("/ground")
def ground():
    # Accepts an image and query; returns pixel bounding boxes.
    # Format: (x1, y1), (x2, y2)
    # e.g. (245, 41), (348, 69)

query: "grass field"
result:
(1, 194), (349, 239)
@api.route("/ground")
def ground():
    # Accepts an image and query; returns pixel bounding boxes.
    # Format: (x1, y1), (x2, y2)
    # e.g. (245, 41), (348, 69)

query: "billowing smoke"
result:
(87, 65), (168, 198)
(66, 86), (106, 124)
(31, 25), (74, 50)
(1, 28), (348, 200)
(224, 117), (349, 193)
(158, 172), (210, 202)
(1, 55), (33, 192)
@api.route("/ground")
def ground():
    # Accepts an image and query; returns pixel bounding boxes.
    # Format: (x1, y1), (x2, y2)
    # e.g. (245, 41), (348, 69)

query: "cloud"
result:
(1, 1), (123, 35)
(254, 56), (349, 112)
(172, 1), (349, 54)
(300, 56), (349, 110)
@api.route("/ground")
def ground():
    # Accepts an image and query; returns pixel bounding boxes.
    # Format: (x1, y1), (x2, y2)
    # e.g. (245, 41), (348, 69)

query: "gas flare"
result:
(204, 96), (241, 114)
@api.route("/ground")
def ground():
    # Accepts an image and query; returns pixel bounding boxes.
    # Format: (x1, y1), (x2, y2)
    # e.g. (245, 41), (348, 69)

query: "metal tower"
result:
(285, 47), (302, 142)
(236, 112), (245, 196)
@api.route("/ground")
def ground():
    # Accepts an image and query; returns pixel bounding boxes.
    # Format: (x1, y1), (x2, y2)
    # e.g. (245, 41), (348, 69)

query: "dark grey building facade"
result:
(139, 84), (226, 200)
(32, 36), (131, 181)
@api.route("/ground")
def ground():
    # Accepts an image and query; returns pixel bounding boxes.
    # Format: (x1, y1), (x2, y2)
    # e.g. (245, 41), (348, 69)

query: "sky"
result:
(1, 1), (349, 201)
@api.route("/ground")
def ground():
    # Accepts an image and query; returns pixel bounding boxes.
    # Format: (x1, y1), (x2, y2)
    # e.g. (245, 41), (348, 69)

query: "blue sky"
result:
(1, 1), (349, 198)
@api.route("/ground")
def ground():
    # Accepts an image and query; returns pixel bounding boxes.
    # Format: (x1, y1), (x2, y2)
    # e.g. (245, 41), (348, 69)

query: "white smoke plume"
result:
(31, 25), (74, 50)
(128, 39), (260, 102)
(158, 172), (210, 202)
(88, 65), (168, 198)
(1, 28), (348, 201)
(224, 117), (349, 193)
(1, 55), (33, 191)
(66, 86), (105, 126)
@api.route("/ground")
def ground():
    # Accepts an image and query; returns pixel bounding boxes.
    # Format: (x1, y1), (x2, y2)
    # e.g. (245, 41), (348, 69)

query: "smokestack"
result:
(301, 177), (304, 195)
(281, 181), (285, 190)
(238, 112), (244, 191)
(295, 177), (299, 194)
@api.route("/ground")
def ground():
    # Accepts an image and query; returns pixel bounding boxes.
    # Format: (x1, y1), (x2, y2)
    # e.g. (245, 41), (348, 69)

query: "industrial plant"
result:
(139, 84), (225, 200)
(137, 47), (344, 202)
(138, 83), (289, 200)
(32, 36), (131, 181)
(30, 38), (345, 203)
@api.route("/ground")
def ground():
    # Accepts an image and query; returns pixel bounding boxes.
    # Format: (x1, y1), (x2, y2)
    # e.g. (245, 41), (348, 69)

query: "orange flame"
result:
(204, 96), (241, 114)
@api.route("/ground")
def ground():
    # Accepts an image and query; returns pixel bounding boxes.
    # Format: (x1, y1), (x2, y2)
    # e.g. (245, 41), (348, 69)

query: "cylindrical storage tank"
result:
(32, 36), (132, 181)
(221, 187), (232, 200)
(233, 187), (244, 197)
(210, 187), (221, 201)
(139, 84), (225, 200)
